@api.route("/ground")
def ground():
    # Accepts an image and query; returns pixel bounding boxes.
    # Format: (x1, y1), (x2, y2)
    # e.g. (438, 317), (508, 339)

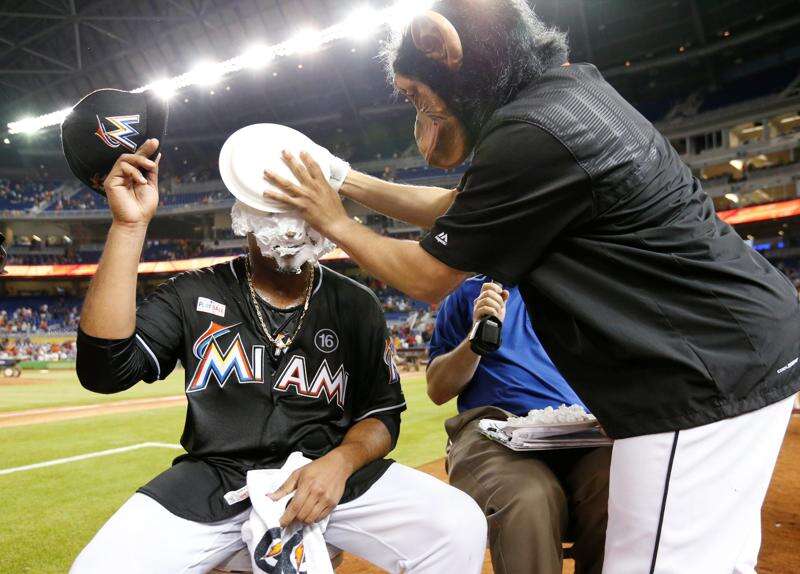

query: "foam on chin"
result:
(230, 201), (335, 273)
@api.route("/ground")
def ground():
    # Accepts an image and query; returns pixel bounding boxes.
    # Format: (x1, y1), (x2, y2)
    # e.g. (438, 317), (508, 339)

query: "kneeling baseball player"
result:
(70, 137), (487, 573)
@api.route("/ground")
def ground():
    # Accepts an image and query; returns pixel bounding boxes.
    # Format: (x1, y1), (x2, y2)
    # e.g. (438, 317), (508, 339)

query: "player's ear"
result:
(411, 11), (463, 72)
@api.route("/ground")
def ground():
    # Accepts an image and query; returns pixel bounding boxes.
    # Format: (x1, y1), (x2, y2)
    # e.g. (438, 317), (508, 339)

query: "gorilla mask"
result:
(394, 12), (468, 169)
(384, 0), (569, 169)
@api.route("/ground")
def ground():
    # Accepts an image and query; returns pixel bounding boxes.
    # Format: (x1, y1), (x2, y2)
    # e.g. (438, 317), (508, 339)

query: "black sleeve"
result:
(76, 329), (158, 393)
(134, 278), (184, 380)
(420, 121), (594, 285)
(76, 277), (184, 393)
(352, 292), (407, 446)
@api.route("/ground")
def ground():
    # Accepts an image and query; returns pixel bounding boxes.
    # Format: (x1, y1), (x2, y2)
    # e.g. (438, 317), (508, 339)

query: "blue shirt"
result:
(428, 277), (585, 415)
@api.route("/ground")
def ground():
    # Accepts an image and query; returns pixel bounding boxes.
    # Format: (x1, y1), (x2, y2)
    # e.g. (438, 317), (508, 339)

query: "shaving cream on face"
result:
(231, 201), (334, 273)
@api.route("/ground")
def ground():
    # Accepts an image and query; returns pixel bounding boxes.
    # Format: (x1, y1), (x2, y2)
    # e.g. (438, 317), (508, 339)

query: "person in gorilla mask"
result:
(261, 1), (800, 572)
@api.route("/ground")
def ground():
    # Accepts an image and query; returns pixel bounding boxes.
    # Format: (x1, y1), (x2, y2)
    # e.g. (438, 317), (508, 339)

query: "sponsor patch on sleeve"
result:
(196, 297), (226, 318)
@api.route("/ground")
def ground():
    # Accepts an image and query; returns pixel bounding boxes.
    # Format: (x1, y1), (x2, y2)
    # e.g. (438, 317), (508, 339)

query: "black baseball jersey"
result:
(421, 63), (800, 438)
(77, 257), (406, 522)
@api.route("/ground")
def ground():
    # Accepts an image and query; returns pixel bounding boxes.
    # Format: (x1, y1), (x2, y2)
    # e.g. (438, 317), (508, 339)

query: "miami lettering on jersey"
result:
(273, 355), (349, 409)
(187, 322), (264, 392)
(187, 322), (348, 408)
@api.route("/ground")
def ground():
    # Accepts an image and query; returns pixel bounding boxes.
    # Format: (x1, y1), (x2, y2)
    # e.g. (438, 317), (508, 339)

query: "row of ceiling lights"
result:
(5, 0), (435, 136)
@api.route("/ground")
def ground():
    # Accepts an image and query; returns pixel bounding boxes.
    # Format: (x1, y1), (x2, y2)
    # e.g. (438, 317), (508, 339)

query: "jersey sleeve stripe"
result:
(135, 334), (161, 380)
(312, 264), (323, 296)
(354, 401), (407, 421)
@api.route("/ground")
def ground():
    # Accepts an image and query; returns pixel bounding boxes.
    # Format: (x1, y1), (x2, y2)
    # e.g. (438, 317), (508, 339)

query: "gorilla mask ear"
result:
(410, 11), (463, 72)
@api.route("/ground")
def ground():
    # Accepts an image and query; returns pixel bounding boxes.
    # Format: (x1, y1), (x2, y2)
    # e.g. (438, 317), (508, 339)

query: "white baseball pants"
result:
(603, 394), (795, 574)
(70, 463), (487, 574)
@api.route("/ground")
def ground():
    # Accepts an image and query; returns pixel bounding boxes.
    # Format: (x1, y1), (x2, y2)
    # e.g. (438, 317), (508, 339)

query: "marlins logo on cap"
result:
(60, 88), (168, 195)
(95, 114), (140, 151)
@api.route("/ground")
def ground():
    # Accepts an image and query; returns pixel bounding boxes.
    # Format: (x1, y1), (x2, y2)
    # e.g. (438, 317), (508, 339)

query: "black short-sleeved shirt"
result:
(421, 64), (800, 438)
(129, 258), (405, 522)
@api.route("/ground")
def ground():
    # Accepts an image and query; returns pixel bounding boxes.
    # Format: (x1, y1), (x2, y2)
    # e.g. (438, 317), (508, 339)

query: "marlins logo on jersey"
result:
(187, 322), (264, 392)
(95, 114), (140, 151)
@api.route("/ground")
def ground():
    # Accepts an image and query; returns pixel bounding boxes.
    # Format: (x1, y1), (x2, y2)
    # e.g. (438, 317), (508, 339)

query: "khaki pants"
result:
(445, 406), (611, 574)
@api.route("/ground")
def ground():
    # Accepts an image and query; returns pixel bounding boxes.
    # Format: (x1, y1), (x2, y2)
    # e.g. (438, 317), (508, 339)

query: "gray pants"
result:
(445, 406), (611, 574)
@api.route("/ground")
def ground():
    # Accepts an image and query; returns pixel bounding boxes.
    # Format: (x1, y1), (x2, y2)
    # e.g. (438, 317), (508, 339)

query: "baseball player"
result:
(70, 138), (487, 573)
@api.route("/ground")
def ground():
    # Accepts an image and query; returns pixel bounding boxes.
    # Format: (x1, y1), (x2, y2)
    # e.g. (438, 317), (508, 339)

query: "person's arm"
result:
(327, 220), (469, 303)
(264, 151), (468, 302)
(427, 282), (507, 404)
(269, 418), (392, 527)
(341, 170), (456, 229)
(427, 339), (480, 405)
(76, 139), (184, 394)
(264, 123), (594, 300)
(80, 138), (160, 338)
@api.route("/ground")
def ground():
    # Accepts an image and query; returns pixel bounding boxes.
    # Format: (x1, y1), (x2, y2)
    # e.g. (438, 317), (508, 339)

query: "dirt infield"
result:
(0, 376), (55, 387)
(0, 395), (186, 428)
(339, 416), (800, 574)
(0, 370), (425, 429)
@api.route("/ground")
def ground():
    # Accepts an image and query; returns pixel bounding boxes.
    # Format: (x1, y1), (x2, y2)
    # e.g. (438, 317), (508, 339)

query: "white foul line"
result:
(0, 442), (183, 476)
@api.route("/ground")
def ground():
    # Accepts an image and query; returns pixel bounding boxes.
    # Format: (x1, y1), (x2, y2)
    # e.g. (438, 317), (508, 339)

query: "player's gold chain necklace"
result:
(245, 255), (314, 351)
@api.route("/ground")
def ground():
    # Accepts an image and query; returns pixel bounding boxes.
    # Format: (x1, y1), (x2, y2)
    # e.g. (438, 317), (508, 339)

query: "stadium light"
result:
(343, 6), (382, 41)
(189, 61), (225, 86)
(10, 117), (39, 134)
(8, 106), (72, 134)
(149, 78), (177, 100)
(241, 44), (273, 70)
(5, 0), (438, 134)
(285, 28), (324, 54)
(388, 0), (436, 27)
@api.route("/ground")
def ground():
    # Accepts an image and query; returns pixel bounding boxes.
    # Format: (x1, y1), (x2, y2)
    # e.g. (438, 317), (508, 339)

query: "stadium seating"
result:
(0, 156), (465, 216)
(0, 296), (81, 334)
(0, 284), (434, 337)
(0, 178), (62, 211)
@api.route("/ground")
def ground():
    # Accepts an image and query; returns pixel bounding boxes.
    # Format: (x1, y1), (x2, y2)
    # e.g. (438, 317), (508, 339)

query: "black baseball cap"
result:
(60, 88), (168, 195)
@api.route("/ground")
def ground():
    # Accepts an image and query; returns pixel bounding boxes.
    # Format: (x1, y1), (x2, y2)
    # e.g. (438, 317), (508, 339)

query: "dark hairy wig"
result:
(382, 0), (569, 143)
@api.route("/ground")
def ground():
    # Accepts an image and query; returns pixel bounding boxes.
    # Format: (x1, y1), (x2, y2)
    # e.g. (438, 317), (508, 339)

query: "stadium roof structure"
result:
(0, 0), (799, 175)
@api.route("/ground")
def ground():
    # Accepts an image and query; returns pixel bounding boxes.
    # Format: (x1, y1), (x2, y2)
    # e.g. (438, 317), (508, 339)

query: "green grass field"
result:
(0, 370), (454, 573)
(0, 368), (186, 412)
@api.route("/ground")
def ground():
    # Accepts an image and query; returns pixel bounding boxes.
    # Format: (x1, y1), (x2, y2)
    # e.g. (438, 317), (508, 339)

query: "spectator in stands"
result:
(0, 298), (81, 333)
(427, 277), (610, 574)
(0, 337), (76, 361)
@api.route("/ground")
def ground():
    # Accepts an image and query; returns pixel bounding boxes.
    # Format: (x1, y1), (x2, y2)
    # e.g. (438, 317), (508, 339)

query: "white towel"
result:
(240, 452), (334, 574)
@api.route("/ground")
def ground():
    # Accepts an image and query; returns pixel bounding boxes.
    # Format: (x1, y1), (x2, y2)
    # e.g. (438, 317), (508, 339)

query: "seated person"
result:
(71, 140), (487, 574)
(427, 277), (611, 574)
